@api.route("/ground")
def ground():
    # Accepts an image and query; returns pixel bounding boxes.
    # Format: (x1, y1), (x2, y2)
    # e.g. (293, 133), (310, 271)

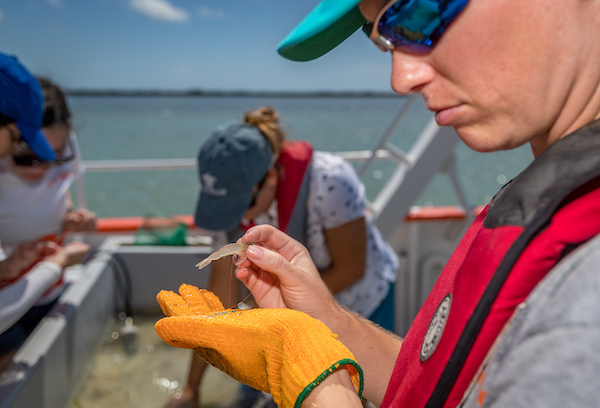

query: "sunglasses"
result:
(11, 154), (74, 167)
(363, 0), (469, 53)
(11, 136), (75, 167)
(8, 127), (29, 155)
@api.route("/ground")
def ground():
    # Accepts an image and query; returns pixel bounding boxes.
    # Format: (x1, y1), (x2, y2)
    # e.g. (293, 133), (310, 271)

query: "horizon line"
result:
(65, 88), (401, 98)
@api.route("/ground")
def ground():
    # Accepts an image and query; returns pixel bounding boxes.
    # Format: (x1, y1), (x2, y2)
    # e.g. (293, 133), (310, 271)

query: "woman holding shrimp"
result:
(165, 105), (398, 408)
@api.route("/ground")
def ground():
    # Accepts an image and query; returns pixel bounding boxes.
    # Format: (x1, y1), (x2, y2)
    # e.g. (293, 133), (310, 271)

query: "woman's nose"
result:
(390, 50), (435, 95)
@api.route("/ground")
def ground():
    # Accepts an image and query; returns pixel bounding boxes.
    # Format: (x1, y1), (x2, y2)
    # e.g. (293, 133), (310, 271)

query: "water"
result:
(68, 95), (534, 218)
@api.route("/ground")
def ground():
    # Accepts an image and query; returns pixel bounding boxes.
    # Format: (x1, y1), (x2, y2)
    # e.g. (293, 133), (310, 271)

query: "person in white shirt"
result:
(0, 77), (92, 372)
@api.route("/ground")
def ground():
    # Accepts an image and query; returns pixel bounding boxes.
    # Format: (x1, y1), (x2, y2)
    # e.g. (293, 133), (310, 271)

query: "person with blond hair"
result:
(166, 105), (398, 408)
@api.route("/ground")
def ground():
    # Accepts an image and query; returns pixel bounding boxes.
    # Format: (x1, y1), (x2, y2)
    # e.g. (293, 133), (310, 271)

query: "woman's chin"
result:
(455, 126), (526, 153)
(20, 173), (45, 183)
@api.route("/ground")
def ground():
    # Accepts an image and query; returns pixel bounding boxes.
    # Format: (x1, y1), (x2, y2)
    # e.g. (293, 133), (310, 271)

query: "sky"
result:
(0, 0), (395, 92)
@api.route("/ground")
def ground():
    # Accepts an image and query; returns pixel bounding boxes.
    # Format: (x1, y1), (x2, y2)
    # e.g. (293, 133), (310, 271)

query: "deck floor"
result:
(69, 315), (242, 408)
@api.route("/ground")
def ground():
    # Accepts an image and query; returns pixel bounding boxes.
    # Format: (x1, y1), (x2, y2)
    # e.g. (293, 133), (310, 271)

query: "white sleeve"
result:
(312, 155), (366, 229)
(0, 262), (62, 334)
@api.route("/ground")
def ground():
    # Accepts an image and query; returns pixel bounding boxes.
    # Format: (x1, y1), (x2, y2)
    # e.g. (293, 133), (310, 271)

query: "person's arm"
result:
(311, 155), (369, 294)
(0, 241), (45, 281)
(301, 368), (363, 407)
(0, 241), (90, 334)
(319, 217), (367, 293)
(238, 225), (402, 404)
(328, 305), (402, 405)
(0, 261), (62, 333)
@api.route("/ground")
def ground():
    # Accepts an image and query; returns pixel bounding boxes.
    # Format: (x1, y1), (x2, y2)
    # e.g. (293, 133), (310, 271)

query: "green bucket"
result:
(134, 216), (188, 246)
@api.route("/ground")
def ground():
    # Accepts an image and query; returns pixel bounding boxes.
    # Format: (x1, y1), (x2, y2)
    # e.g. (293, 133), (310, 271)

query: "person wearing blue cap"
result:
(0, 53), (55, 161)
(156, 1), (600, 407)
(0, 55), (62, 283)
(166, 105), (398, 408)
(0, 55), (89, 372)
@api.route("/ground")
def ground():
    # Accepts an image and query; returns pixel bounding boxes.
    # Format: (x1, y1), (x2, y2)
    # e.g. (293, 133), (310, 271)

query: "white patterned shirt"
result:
(305, 151), (398, 318)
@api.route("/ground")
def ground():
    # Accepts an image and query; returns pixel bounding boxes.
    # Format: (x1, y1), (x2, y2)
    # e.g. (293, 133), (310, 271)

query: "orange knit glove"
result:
(155, 284), (363, 408)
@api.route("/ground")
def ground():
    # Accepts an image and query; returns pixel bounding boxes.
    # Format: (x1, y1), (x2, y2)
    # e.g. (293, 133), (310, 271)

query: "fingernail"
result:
(246, 245), (263, 260)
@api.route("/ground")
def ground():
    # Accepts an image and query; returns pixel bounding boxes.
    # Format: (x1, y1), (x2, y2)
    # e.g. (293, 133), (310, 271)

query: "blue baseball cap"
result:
(277, 0), (365, 61)
(0, 53), (55, 161)
(194, 123), (273, 231)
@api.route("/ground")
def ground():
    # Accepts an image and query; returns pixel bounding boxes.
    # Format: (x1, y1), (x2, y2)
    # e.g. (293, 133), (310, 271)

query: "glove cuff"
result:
(294, 359), (364, 408)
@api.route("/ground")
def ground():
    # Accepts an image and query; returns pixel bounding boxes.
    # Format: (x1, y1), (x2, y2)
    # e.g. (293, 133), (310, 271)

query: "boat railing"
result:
(76, 95), (474, 242)
(76, 150), (403, 208)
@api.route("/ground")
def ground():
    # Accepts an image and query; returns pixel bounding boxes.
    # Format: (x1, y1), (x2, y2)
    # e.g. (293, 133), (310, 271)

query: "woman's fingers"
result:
(242, 225), (307, 261)
(243, 226), (318, 277)
(238, 225), (341, 318)
(235, 261), (287, 309)
(240, 243), (334, 313)
(245, 242), (315, 289)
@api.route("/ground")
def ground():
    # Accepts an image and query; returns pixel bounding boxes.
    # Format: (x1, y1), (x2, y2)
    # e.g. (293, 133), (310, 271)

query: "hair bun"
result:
(243, 106), (285, 154)
(244, 106), (279, 126)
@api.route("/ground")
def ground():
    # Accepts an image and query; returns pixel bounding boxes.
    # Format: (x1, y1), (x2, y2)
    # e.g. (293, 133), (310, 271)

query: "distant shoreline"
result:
(65, 89), (400, 98)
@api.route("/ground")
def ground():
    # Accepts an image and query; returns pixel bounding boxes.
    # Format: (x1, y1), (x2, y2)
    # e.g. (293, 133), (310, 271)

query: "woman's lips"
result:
(434, 105), (462, 126)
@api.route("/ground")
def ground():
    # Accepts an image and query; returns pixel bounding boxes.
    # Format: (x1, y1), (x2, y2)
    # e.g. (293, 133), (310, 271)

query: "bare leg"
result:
(165, 257), (239, 408)
(164, 352), (206, 408)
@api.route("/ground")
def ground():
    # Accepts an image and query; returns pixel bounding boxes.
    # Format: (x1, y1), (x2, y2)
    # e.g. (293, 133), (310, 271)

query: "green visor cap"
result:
(277, 0), (366, 62)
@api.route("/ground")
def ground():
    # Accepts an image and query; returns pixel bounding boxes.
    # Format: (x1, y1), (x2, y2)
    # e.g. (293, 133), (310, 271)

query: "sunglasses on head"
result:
(363, 0), (469, 53)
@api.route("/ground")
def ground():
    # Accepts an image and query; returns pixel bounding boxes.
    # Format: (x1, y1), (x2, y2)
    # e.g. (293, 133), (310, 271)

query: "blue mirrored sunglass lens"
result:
(378, 0), (469, 50)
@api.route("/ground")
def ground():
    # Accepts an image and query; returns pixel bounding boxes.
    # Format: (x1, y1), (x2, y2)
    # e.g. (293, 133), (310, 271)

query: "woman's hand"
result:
(236, 225), (340, 321)
(0, 241), (46, 280)
(62, 208), (98, 232)
(43, 241), (90, 268)
(155, 285), (363, 408)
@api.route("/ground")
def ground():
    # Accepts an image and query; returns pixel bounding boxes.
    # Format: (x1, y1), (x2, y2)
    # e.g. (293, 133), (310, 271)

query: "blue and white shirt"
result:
(305, 151), (398, 318)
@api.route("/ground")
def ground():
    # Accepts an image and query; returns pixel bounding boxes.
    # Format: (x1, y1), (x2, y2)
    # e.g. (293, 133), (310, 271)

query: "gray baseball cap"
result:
(194, 123), (273, 231)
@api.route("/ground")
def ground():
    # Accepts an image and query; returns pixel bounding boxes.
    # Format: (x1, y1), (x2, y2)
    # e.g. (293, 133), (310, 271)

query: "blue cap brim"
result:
(277, 0), (365, 62)
(15, 121), (56, 161)
(194, 189), (252, 232)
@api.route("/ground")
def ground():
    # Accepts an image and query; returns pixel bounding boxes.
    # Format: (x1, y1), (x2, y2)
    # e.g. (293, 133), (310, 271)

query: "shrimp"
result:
(195, 242), (250, 270)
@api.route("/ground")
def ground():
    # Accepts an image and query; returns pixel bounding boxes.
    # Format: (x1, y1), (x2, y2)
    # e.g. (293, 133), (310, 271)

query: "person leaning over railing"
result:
(0, 53), (90, 373)
(155, 0), (600, 407)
